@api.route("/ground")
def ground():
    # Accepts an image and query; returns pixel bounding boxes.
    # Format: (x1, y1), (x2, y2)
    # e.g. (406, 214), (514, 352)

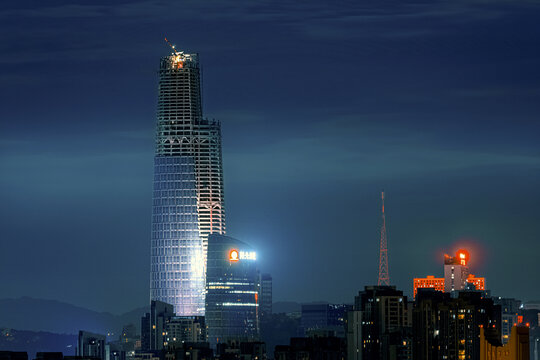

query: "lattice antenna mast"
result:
(378, 191), (390, 286)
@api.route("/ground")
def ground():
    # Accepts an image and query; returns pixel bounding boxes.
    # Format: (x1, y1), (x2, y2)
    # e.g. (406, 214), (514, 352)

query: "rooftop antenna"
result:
(378, 191), (390, 286)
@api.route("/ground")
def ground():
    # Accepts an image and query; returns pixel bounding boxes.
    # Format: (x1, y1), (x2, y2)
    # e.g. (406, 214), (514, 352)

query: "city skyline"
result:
(1, 0), (540, 314)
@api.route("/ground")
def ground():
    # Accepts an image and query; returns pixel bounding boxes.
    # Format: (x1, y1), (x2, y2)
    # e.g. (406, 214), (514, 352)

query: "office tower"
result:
(77, 331), (106, 360)
(205, 234), (260, 348)
(165, 316), (206, 346)
(151, 45), (226, 316)
(444, 249), (470, 293)
(413, 276), (445, 298)
(300, 303), (352, 338)
(141, 300), (175, 351)
(353, 286), (412, 360)
(413, 290), (502, 360)
(260, 273), (273, 320)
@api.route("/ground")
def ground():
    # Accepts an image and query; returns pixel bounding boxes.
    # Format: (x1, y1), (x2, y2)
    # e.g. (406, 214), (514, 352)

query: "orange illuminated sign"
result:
(229, 249), (239, 262)
(456, 249), (469, 266)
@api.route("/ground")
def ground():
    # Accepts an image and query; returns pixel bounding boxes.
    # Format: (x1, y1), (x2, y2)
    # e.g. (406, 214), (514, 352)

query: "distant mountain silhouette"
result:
(0, 328), (77, 359)
(0, 297), (148, 335)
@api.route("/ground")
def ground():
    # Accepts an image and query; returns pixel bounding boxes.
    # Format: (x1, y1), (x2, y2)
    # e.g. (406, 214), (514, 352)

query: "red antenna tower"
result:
(378, 191), (390, 286)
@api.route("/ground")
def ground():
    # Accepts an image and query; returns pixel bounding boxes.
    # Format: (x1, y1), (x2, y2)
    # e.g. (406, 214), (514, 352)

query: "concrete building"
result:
(151, 46), (226, 316)
(444, 250), (470, 293)
(165, 316), (206, 346)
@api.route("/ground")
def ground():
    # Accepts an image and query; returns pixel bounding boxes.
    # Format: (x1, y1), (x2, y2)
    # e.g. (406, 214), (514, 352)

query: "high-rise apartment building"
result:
(150, 48), (226, 316)
(444, 250), (470, 293)
(352, 286), (413, 360)
(413, 290), (502, 360)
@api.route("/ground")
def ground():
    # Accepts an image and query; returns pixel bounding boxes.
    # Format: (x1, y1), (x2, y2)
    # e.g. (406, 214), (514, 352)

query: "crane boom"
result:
(164, 37), (180, 56)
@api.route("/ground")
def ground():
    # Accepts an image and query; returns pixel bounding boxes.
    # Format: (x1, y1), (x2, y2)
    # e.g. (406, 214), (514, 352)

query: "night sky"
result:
(1, 0), (539, 314)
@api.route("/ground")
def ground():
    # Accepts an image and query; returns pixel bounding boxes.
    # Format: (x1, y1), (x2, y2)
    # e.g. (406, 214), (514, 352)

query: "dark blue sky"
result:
(1, 0), (539, 313)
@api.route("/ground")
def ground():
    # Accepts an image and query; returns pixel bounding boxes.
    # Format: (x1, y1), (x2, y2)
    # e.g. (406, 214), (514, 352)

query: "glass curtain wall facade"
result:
(206, 234), (260, 348)
(151, 51), (226, 316)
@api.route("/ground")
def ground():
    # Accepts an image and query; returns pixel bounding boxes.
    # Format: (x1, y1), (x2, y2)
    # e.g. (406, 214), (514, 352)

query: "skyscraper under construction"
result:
(150, 43), (226, 316)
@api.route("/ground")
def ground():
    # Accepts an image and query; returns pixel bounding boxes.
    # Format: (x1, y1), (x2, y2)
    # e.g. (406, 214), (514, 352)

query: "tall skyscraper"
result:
(150, 44), (226, 316)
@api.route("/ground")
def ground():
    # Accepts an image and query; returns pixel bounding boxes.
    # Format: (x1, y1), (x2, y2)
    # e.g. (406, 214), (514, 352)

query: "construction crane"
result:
(164, 37), (181, 56)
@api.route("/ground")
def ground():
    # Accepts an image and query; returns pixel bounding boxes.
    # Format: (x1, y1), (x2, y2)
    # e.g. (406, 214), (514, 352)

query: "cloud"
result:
(224, 116), (540, 184)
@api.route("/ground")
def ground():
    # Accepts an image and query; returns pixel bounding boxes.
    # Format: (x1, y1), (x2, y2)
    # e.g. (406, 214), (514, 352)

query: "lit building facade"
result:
(151, 49), (226, 316)
(466, 274), (485, 291)
(413, 275), (485, 298)
(205, 234), (260, 348)
(413, 276), (445, 298)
